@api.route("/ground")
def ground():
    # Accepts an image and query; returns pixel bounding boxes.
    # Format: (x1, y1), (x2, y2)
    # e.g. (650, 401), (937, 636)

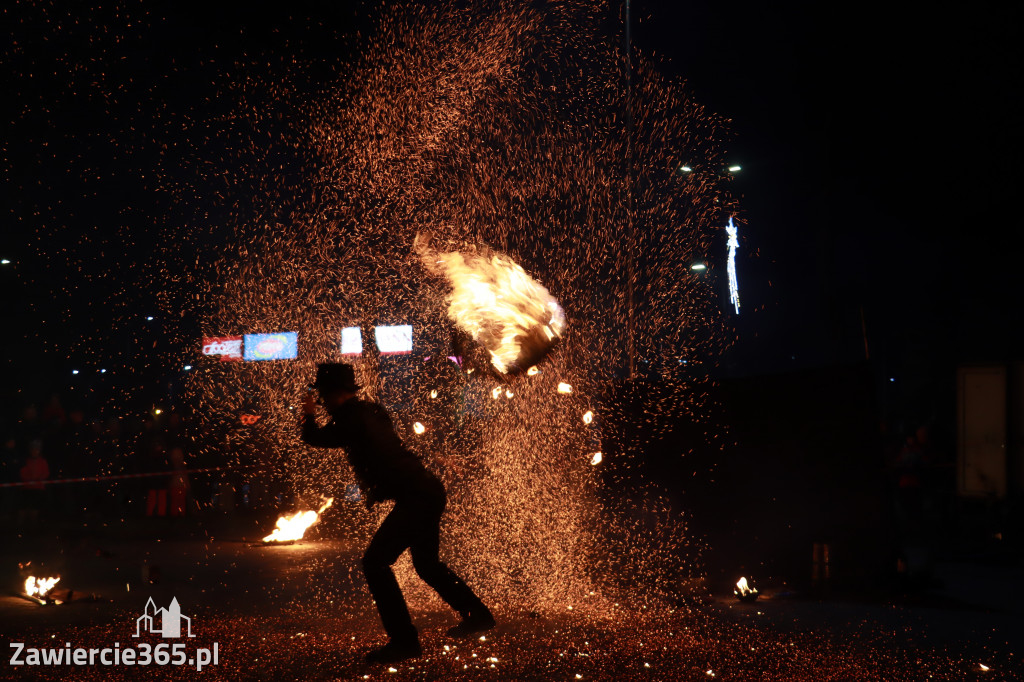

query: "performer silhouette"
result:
(302, 363), (494, 664)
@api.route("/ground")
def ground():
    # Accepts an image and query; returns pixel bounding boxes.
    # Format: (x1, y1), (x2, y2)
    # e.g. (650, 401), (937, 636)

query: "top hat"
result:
(311, 363), (360, 393)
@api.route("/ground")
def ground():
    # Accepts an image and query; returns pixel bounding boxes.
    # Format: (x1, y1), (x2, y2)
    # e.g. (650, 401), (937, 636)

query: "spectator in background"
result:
(42, 393), (66, 428)
(18, 440), (49, 524)
(168, 446), (190, 517)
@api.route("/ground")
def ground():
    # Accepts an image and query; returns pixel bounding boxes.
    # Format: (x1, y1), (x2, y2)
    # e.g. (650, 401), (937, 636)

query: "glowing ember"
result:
(505, 389), (515, 399)
(735, 576), (759, 601)
(526, 366), (540, 376)
(415, 233), (566, 376)
(429, 389), (438, 399)
(590, 452), (603, 466)
(557, 382), (573, 394)
(413, 422), (426, 434)
(262, 498), (333, 543)
(25, 576), (60, 598)
(491, 387), (502, 400)
(582, 410), (594, 424)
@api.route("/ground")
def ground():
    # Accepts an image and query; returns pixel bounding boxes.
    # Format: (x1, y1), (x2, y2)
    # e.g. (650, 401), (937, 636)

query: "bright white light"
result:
(725, 216), (740, 314)
(505, 389), (514, 399)
(341, 326), (363, 355)
(413, 422), (426, 434)
(100, 369), (107, 373)
(690, 263), (706, 271)
(0, 259), (10, 265)
(72, 370), (79, 375)
(583, 410), (594, 424)
(890, 377), (895, 382)
(679, 165), (692, 173)
(154, 408), (163, 415)
(374, 325), (413, 354)
(590, 452), (603, 466)
(183, 365), (192, 371)
(557, 382), (573, 394)
(146, 316), (154, 321)
(728, 165), (741, 172)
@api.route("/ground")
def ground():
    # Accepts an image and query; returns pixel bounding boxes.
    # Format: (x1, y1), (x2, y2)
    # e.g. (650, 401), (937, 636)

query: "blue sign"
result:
(243, 332), (298, 361)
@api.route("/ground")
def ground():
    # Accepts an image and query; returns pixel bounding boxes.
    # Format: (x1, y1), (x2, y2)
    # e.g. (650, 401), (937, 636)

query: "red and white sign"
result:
(202, 336), (243, 361)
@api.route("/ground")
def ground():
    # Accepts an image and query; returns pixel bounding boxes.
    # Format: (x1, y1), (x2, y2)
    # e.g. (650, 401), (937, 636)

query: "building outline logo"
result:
(133, 597), (195, 638)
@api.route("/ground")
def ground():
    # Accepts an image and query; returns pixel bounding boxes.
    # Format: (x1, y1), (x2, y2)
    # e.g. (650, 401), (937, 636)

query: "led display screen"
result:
(201, 336), (243, 361)
(243, 332), (298, 361)
(341, 326), (363, 355)
(374, 325), (413, 354)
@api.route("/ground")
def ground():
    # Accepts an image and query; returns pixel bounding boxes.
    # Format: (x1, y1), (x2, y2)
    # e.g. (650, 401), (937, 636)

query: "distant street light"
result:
(690, 263), (707, 271)
(728, 165), (742, 173)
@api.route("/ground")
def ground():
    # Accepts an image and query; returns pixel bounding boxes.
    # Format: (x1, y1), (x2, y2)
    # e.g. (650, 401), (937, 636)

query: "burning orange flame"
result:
(263, 497), (334, 543)
(25, 576), (60, 598)
(416, 233), (565, 375)
(735, 576), (758, 598)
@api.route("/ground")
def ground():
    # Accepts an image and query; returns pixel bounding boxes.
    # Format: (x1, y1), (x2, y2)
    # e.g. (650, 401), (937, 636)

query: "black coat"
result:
(302, 398), (433, 502)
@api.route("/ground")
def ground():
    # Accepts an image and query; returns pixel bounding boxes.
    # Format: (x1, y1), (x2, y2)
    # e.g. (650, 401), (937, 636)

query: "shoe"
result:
(364, 639), (422, 665)
(446, 608), (496, 638)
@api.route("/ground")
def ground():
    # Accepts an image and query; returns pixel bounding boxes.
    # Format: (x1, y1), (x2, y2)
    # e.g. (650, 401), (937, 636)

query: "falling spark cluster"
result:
(7, 0), (737, 657)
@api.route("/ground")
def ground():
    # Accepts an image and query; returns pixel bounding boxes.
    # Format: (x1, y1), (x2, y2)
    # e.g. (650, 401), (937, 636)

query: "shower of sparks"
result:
(726, 216), (741, 314)
(8, 0), (739, 661)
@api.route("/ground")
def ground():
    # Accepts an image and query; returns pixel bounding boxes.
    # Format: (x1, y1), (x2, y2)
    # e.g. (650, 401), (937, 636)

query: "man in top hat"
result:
(302, 362), (494, 664)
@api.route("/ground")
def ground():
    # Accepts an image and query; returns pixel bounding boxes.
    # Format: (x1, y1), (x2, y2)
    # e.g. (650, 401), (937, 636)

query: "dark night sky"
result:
(639, 0), (1023, 392)
(2, 0), (1021, 414)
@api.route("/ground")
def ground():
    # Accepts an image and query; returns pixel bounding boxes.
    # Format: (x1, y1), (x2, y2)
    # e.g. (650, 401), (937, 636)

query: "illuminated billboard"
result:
(341, 327), (363, 355)
(202, 336), (243, 361)
(374, 325), (413, 355)
(243, 332), (298, 361)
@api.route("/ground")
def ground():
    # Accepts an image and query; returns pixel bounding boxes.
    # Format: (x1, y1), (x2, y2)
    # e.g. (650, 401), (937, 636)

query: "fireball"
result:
(416, 233), (565, 377)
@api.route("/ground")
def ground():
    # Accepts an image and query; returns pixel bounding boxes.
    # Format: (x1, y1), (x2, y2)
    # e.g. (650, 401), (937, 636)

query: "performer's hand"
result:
(302, 392), (317, 416)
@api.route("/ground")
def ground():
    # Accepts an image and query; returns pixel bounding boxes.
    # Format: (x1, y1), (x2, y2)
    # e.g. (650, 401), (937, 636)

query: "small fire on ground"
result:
(263, 498), (334, 544)
(25, 576), (61, 602)
(735, 576), (759, 602)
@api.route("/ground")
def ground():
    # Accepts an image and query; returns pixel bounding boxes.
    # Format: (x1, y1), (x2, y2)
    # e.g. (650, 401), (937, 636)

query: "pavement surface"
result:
(1, 515), (1021, 681)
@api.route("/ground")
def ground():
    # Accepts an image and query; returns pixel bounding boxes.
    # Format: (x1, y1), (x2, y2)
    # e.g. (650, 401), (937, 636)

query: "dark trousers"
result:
(362, 477), (485, 643)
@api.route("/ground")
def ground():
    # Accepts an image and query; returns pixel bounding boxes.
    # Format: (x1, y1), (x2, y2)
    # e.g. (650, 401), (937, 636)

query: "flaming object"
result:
(735, 576), (759, 602)
(557, 382), (573, 394)
(25, 576), (60, 600)
(582, 410), (594, 424)
(590, 452), (603, 466)
(413, 422), (426, 434)
(415, 233), (566, 376)
(262, 498), (333, 544)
